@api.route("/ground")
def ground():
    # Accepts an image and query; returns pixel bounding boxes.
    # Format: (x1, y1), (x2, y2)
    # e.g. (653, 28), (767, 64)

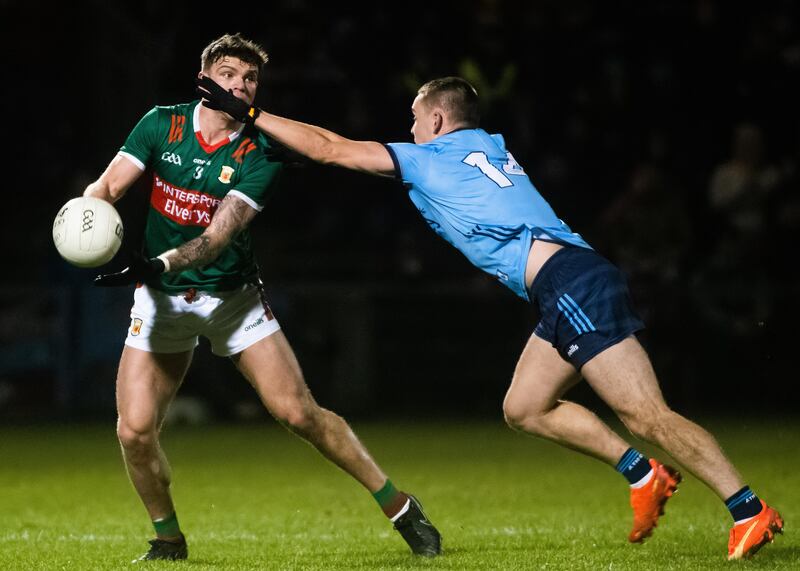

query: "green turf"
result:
(0, 418), (796, 570)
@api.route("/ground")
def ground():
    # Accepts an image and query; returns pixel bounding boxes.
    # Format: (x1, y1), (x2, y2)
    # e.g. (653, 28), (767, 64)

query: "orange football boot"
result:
(728, 500), (784, 560)
(628, 458), (682, 543)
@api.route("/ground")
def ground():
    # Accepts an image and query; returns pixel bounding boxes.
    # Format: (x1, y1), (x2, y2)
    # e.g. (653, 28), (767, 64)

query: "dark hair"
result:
(201, 33), (269, 73)
(417, 77), (480, 128)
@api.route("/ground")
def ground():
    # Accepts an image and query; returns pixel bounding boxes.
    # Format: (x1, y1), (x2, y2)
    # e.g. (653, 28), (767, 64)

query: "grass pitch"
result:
(0, 418), (796, 570)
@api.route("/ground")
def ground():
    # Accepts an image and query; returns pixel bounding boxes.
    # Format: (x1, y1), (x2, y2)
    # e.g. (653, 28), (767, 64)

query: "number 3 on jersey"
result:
(462, 151), (525, 188)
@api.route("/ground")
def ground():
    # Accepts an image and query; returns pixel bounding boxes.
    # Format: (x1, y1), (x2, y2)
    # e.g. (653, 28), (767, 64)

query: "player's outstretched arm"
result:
(255, 112), (395, 176)
(196, 75), (395, 177)
(83, 154), (143, 203)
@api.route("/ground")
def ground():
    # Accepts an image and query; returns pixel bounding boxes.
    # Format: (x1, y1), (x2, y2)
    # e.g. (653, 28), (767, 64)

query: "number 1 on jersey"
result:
(463, 152), (513, 188)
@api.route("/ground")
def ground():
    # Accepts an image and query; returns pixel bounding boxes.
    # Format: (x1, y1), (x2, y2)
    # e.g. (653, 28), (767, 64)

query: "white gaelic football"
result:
(53, 197), (124, 267)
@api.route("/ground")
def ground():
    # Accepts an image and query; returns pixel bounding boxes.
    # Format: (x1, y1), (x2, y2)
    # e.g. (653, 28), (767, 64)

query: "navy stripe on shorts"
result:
(528, 246), (644, 369)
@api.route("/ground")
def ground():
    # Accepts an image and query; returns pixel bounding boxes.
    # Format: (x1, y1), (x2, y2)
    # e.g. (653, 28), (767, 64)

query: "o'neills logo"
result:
(150, 175), (222, 226)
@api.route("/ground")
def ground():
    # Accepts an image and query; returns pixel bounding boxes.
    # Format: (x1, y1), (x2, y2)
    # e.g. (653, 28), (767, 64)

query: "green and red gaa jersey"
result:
(119, 101), (282, 293)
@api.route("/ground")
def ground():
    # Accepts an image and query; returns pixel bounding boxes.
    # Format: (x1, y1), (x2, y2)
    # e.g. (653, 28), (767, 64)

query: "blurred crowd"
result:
(5, 0), (799, 415)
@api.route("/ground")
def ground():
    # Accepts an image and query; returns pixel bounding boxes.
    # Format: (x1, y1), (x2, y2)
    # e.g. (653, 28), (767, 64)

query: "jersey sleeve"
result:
(228, 150), (282, 212)
(385, 142), (434, 184)
(119, 107), (164, 170)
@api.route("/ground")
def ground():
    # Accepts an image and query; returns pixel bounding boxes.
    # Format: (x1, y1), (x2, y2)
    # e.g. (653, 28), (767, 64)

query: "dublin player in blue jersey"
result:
(198, 75), (783, 559)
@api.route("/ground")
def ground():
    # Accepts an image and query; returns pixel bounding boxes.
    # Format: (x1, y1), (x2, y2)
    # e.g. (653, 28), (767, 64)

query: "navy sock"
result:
(725, 486), (763, 522)
(615, 448), (651, 485)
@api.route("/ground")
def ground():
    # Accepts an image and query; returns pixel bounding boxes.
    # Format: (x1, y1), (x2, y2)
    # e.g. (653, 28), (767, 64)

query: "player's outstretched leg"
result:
(728, 500), (784, 560)
(233, 332), (442, 556)
(391, 494), (442, 557)
(626, 458), (682, 543)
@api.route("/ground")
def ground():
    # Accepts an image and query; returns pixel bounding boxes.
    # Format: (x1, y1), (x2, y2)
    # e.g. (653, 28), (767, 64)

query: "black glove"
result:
(196, 75), (261, 124)
(94, 251), (165, 287)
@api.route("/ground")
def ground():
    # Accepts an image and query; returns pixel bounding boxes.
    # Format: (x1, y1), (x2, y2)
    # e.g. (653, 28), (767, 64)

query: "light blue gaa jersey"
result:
(385, 128), (591, 301)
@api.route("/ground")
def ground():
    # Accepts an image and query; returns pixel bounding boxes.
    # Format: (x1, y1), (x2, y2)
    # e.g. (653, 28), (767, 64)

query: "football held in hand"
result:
(53, 196), (123, 268)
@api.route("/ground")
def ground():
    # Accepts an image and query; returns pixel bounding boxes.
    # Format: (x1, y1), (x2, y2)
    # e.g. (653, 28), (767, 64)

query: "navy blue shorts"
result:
(529, 246), (644, 370)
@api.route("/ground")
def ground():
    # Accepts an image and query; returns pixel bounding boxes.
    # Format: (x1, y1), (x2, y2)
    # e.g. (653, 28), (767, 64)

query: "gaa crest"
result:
(218, 165), (235, 184)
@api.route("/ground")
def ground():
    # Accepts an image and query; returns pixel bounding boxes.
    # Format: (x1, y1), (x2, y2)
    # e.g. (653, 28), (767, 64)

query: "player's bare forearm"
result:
(253, 113), (343, 162)
(163, 234), (216, 273)
(160, 194), (256, 273)
(253, 113), (395, 176)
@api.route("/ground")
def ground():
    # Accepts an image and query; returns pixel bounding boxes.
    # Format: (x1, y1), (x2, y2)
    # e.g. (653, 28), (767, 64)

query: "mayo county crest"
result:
(218, 165), (235, 183)
(131, 318), (143, 336)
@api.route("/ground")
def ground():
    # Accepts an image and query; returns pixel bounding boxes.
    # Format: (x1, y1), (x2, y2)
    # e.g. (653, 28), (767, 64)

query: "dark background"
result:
(2, 0), (798, 422)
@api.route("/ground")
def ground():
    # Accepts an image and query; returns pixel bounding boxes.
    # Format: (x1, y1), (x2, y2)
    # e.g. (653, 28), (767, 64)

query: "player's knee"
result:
(116, 421), (157, 455)
(621, 408), (672, 442)
(275, 401), (319, 435)
(502, 403), (523, 431)
(503, 398), (542, 434)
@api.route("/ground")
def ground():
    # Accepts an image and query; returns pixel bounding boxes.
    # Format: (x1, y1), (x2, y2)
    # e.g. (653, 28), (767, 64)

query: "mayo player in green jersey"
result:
(84, 34), (441, 562)
(198, 75), (783, 560)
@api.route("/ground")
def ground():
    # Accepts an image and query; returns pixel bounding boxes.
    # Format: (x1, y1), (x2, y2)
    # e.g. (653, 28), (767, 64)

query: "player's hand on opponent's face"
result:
(196, 75), (261, 125)
(94, 251), (165, 287)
